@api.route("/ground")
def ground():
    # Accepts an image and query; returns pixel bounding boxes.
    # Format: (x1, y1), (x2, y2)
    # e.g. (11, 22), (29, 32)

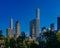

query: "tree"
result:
(56, 30), (60, 42)
(21, 31), (26, 40)
(16, 36), (24, 48)
(56, 30), (60, 48)
(5, 36), (11, 48)
(43, 31), (57, 48)
(10, 38), (16, 48)
(30, 40), (39, 48)
(0, 30), (5, 48)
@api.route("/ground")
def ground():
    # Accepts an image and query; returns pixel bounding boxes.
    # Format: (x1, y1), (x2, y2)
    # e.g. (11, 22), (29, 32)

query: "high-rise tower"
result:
(6, 18), (14, 38)
(36, 8), (40, 37)
(15, 21), (20, 38)
(31, 24), (35, 39)
(10, 18), (13, 29)
(57, 17), (60, 30)
(6, 28), (14, 38)
(36, 8), (40, 19)
(30, 8), (40, 39)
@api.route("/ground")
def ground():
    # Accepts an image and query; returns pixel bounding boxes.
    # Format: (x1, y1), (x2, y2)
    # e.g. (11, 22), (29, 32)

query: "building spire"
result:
(10, 18), (13, 29)
(36, 8), (40, 19)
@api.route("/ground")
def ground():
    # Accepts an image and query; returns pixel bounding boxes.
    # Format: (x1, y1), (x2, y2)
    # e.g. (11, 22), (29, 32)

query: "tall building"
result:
(30, 8), (40, 39)
(6, 18), (14, 38)
(15, 21), (20, 38)
(57, 17), (60, 30)
(6, 28), (14, 38)
(10, 18), (13, 29)
(50, 23), (54, 31)
(36, 8), (40, 37)
(30, 24), (35, 39)
(30, 19), (36, 38)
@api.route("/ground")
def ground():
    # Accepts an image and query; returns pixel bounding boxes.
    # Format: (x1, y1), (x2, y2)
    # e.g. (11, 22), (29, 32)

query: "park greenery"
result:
(0, 30), (60, 48)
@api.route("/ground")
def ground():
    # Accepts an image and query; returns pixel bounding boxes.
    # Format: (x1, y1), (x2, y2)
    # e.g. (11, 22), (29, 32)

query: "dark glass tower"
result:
(57, 17), (60, 30)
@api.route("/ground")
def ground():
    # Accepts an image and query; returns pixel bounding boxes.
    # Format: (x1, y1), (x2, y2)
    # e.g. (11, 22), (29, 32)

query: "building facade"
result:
(57, 17), (60, 30)
(6, 28), (14, 38)
(30, 8), (40, 39)
(6, 18), (14, 38)
(10, 18), (13, 29)
(15, 21), (20, 38)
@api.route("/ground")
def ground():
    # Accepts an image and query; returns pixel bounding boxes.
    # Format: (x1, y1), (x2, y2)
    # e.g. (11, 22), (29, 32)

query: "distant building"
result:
(6, 18), (14, 38)
(30, 8), (40, 39)
(6, 28), (14, 38)
(30, 19), (36, 38)
(0, 30), (2, 35)
(21, 31), (25, 37)
(47, 28), (51, 32)
(10, 18), (13, 29)
(50, 23), (54, 31)
(15, 21), (20, 38)
(57, 17), (60, 30)
(30, 24), (35, 40)
(42, 27), (46, 33)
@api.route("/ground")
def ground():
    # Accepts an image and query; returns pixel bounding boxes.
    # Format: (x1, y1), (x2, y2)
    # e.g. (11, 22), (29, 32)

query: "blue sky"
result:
(0, 0), (60, 36)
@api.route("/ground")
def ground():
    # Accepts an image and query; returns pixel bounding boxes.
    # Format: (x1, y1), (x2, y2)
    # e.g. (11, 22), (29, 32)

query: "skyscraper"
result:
(36, 8), (40, 37)
(57, 17), (60, 30)
(30, 24), (35, 39)
(15, 21), (20, 38)
(10, 18), (13, 29)
(6, 18), (14, 38)
(30, 8), (40, 39)
(36, 8), (40, 19)
(6, 28), (14, 38)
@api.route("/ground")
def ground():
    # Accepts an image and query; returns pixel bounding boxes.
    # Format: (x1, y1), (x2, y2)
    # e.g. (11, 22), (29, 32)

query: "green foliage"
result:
(43, 31), (57, 48)
(56, 30), (60, 42)
(10, 38), (16, 48)
(1, 30), (60, 48)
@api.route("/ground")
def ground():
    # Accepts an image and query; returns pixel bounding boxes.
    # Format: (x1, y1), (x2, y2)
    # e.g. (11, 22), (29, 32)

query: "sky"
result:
(0, 0), (60, 36)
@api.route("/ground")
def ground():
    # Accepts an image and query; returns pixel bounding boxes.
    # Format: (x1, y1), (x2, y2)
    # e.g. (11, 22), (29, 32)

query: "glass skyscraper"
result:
(57, 17), (60, 30)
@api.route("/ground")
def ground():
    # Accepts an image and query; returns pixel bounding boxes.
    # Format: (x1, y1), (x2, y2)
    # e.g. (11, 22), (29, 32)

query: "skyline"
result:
(0, 0), (60, 36)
